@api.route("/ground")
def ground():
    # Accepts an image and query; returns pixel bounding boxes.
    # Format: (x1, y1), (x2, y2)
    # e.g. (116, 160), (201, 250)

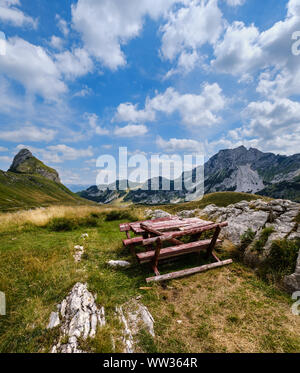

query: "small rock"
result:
(81, 233), (89, 239)
(108, 260), (131, 268)
(177, 320), (183, 324)
(47, 312), (60, 329)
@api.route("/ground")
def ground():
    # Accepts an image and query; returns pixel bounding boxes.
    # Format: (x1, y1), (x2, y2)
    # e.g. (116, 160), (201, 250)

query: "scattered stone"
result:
(47, 312), (60, 329)
(108, 260), (131, 268)
(74, 245), (84, 262)
(116, 299), (155, 353)
(177, 320), (183, 324)
(81, 233), (89, 239)
(145, 209), (171, 220)
(50, 283), (105, 353)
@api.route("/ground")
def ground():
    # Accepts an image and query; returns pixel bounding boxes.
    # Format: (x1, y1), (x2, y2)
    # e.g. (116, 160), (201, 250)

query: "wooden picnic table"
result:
(120, 216), (232, 283)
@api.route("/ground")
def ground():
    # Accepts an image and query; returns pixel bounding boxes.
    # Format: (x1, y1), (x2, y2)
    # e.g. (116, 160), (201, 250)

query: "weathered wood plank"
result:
(141, 223), (183, 246)
(146, 259), (233, 283)
(142, 222), (228, 246)
(137, 239), (222, 263)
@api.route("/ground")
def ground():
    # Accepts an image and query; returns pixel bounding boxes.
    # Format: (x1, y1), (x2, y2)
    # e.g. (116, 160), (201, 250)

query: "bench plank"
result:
(137, 239), (222, 264)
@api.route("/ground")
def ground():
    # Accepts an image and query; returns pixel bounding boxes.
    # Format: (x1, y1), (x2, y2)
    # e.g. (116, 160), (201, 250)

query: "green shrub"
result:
(240, 228), (256, 251)
(252, 227), (275, 253)
(105, 210), (138, 222)
(259, 238), (300, 282)
(47, 214), (99, 231)
(47, 217), (76, 232)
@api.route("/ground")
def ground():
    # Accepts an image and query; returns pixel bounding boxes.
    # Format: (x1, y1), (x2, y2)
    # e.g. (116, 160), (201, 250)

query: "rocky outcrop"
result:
(199, 198), (300, 291)
(49, 283), (105, 353)
(201, 199), (300, 246)
(145, 209), (171, 219)
(9, 149), (61, 183)
(116, 299), (155, 353)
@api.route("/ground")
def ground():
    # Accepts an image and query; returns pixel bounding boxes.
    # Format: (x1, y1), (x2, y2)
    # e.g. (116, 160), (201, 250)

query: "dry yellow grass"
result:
(0, 204), (147, 233)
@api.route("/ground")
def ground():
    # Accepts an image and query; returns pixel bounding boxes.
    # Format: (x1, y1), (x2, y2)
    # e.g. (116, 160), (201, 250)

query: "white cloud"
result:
(17, 143), (94, 163)
(114, 124), (148, 137)
(156, 136), (203, 152)
(115, 83), (225, 127)
(160, 0), (223, 74)
(49, 35), (64, 51)
(55, 48), (93, 79)
(0, 126), (56, 142)
(71, 0), (180, 70)
(224, 0), (245, 6)
(0, 37), (67, 100)
(227, 97), (300, 155)
(212, 21), (262, 75)
(0, 0), (37, 28)
(56, 14), (69, 36)
(84, 113), (109, 135)
(212, 0), (300, 97)
(0, 146), (8, 152)
(113, 102), (155, 123)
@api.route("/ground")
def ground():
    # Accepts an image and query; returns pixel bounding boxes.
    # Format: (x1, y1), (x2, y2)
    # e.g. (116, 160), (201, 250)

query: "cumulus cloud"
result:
(0, 125), (56, 142)
(84, 113), (109, 135)
(161, 0), (223, 60)
(227, 97), (300, 155)
(71, 0), (180, 70)
(0, 37), (67, 100)
(49, 35), (64, 51)
(212, 0), (300, 97)
(114, 83), (225, 127)
(0, 0), (37, 28)
(55, 48), (93, 79)
(224, 0), (245, 6)
(17, 143), (94, 163)
(156, 136), (203, 152)
(114, 124), (148, 137)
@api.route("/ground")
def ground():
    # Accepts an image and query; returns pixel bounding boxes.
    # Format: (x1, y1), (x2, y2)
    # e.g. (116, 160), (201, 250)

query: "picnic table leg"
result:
(151, 238), (161, 276)
(206, 226), (221, 259)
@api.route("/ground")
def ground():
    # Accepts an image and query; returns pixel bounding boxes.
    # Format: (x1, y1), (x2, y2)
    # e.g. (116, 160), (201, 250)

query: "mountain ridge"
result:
(78, 146), (300, 204)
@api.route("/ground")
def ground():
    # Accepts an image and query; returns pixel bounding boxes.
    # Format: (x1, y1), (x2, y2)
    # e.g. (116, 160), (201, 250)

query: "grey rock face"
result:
(9, 149), (33, 170)
(49, 283), (105, 353)
(116, 299), (155, 353)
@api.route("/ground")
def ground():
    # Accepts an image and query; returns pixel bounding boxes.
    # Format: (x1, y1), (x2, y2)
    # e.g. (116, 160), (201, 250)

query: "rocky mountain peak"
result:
(9, 149), (33, 172)
(8, 148), (61, 183)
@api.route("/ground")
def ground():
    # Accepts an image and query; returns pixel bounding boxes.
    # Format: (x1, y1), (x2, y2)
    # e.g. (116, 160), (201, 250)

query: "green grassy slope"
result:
(0, 171), (94, 212)
(155, 192), (266, 213)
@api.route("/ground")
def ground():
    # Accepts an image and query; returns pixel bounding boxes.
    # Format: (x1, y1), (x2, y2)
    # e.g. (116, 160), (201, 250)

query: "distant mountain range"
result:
(78, 146), (300, 204)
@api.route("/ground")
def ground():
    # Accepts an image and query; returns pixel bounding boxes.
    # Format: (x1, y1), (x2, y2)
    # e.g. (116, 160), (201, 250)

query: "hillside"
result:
(78, 146), (300, 205)
(0, 149), (93, 212)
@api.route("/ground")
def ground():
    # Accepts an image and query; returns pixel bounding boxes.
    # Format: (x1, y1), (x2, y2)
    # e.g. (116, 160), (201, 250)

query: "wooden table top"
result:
(129, 216), (214, 234)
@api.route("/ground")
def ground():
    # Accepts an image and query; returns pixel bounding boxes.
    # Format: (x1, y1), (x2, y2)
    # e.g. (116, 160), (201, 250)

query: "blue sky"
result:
(0, 0), (300, 186)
